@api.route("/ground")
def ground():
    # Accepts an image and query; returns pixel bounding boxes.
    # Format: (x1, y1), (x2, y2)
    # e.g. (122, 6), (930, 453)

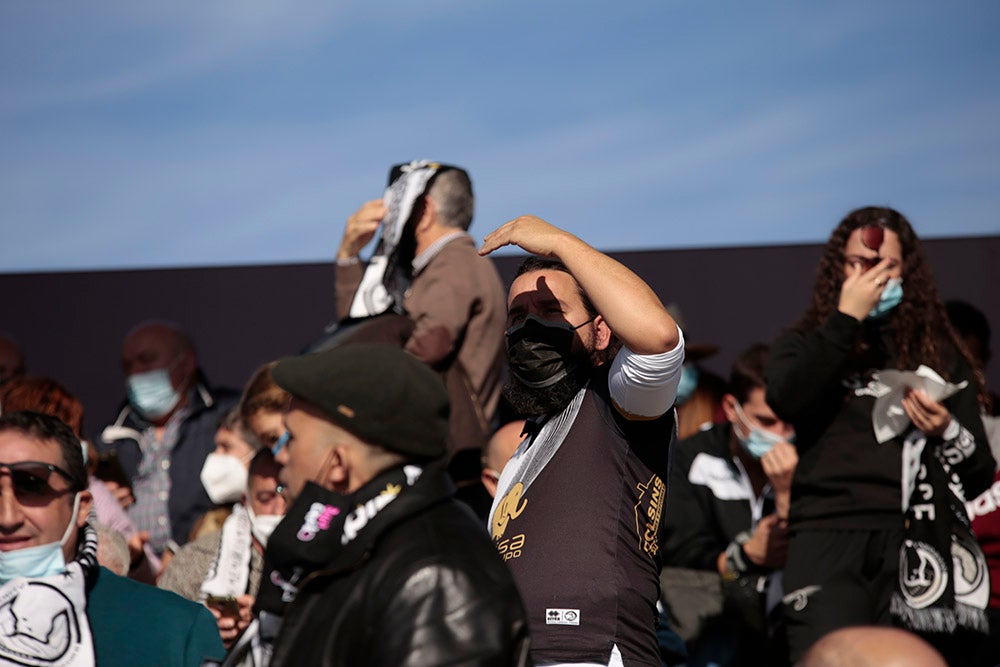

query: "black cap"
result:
(272, 343), (449, 460)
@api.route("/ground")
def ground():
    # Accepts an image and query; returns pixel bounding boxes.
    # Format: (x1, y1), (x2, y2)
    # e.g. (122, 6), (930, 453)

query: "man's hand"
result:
(479, 215), (573, 258)
(209, 594), (255, 650)
(337, 199), (386, 261)
(761, 440), (798, 520)
(102, 479), (135, 509)
(902, 388), (952, 437)
(837, 257), (895, 321)
(480, 214), (679, 356)
(742, 514), (789, 570)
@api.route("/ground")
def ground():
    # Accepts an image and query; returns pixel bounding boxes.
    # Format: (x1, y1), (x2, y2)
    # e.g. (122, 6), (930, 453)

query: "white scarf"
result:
(200, 503), (253, 600)
(488, 386), (588, 534)
(0, 524), (98, 667)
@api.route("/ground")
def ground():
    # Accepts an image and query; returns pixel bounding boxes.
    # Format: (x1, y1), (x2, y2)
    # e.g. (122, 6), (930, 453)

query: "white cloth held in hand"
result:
(871, 364), (968, 443)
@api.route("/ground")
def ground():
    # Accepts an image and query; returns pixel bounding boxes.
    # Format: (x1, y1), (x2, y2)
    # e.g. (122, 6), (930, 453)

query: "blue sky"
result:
(2, 1), (998, 273)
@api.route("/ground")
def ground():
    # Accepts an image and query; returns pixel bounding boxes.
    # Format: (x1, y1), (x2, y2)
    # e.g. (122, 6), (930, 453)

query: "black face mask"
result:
(256, 481), (352, 615)
(506, 314), (593, 389)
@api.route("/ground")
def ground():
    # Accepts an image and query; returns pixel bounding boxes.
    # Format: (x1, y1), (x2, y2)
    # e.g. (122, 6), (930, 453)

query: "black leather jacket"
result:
(269, 465), (531, 667)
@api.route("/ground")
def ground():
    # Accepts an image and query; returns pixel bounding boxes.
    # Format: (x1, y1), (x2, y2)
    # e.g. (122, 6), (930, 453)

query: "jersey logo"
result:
(545, 608), (580, 625)
(492, 482), (527, 540)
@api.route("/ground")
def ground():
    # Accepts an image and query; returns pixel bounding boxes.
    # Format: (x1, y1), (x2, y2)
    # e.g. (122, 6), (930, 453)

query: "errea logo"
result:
(545, 608), (580, 625)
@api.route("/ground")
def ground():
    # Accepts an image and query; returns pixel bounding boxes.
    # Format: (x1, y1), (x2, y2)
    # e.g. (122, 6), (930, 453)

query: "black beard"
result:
(502, 361), (592, 418)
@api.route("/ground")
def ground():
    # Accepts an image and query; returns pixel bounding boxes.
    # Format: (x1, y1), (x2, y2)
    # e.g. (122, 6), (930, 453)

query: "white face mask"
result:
(0, 493), (81, 584)
(245, 504), (283, 548)
(126, 368), (182, 420)
(200, 454), (249, 505)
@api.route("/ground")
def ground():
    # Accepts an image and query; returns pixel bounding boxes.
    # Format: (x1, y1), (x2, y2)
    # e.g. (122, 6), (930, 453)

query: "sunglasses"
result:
(0, 461), (75, 500)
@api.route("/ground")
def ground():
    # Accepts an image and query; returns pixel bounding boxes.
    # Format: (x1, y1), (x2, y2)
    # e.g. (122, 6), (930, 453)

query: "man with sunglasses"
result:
(479, 215), (684, 667)
(0, 410), (224, 666)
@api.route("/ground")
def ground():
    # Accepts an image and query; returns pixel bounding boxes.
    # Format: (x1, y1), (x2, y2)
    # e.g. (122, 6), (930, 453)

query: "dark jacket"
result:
(98, 378), (239, 545)
(270, 465), (531, 667)
(766, 311), (994, 531)
(662, 423), (775, 571)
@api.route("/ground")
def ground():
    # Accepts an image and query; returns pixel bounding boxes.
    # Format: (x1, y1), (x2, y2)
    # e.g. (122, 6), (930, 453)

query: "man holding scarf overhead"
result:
(330, 161), (507, 458)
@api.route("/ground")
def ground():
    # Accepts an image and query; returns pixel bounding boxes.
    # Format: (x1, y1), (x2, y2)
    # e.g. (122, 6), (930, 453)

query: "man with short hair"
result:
(661, 343), (798, 666)
(479, 215), (685, 666)
(99, 321), (238, 554)
(333, 162), (507, 457)
(260, 343), (529, 666)
(0, 410), (224, 666)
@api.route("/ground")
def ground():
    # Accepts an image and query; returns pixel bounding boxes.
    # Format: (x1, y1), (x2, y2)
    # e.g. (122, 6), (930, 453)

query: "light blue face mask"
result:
(0, 493), (81, 584)
(127, 367), (181, 420)
(675, 364), (699, 405)
(868, 277), (903, 319)
(733, 402), (791, 459)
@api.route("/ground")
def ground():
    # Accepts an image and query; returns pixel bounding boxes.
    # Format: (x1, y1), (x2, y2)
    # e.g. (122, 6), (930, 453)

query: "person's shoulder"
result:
(93, 566), (206, 614)
(679, 422), (730, 453)
(89, 567), (225, 664)
(172, 528), (222, 562)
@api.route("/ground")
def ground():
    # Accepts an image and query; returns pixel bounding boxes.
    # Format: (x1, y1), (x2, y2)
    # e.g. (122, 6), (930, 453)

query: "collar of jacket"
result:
(102, 378), (217, 442)
(294, 461), (455, 587)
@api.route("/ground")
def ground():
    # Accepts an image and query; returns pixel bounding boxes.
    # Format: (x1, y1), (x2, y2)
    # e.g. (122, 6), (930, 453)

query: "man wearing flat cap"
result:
(260, 343), (529, 667)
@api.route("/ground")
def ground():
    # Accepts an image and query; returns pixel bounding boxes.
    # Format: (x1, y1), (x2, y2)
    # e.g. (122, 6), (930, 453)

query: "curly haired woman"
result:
(764, 206), (995, 663)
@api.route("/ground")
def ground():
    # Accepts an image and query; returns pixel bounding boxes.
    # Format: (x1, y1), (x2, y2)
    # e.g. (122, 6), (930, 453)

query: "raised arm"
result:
(480, 215), (678, 354)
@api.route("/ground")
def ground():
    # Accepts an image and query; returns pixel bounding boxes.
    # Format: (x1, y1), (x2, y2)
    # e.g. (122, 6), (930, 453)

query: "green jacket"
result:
(88, 566), (225, 666)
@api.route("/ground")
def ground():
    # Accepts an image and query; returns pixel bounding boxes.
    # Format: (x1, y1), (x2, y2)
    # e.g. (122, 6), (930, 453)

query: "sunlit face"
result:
(247, 410), (285, 451)
(843, 228), (904, 280)
(0, 431), (92, 562)
(507, 269), (601, 354)
(724, 387), (794, 441)
(276, 399), (349, 504)
(212, 427), (255, 464)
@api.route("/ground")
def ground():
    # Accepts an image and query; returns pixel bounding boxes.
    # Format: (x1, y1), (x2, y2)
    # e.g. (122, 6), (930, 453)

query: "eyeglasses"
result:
(0, 461), (76, 500)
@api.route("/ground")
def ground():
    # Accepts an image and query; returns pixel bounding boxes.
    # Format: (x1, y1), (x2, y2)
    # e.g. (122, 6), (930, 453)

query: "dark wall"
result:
(3, 235), (997, 438)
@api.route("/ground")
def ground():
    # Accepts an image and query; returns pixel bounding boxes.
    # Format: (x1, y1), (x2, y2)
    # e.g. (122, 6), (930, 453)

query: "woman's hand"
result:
(902, 388), (952, 437)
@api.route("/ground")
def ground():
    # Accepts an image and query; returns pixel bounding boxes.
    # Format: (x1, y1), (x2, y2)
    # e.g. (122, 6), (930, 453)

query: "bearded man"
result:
(479, 215), (685, 667)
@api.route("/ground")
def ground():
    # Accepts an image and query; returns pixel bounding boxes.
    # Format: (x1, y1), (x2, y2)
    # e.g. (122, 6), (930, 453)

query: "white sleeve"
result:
(607, 326), (685, 418)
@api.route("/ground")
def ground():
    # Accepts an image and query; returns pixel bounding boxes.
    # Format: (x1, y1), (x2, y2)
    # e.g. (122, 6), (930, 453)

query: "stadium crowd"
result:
(0, 161), (998, 666)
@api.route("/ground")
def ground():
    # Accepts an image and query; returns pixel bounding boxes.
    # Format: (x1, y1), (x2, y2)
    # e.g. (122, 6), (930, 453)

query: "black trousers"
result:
(782, 528), (901, 663)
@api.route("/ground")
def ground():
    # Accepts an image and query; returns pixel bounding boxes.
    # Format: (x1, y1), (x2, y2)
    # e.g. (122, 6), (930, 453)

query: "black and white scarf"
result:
(0, 522), (99, 667)
(224, 466), (423, 667)
(892, 427), (990, 633)
(347, 160), (443, 319)
(199, 504), (253, 601)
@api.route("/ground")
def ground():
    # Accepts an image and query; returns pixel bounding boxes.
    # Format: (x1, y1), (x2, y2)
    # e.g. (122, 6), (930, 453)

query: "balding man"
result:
(332, 162), (507, 459)
(800, 626), (946, 667)
(98, 322), (238, 555)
